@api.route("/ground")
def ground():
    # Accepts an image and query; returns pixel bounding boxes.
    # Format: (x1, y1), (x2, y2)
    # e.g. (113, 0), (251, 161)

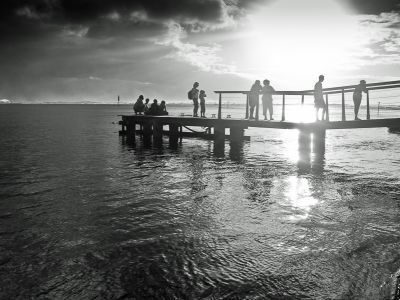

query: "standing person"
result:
(314, 75), (326, 121)
(262, 79), (275, 120)
(249, 80), (262, 119)
(188, 82), (200, 117)
(353, 80), (367, 120)
(199, 90), (207, 117)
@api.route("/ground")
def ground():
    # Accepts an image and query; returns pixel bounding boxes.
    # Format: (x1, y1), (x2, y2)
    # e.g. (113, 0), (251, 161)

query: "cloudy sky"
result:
(0, 0), (399, 103)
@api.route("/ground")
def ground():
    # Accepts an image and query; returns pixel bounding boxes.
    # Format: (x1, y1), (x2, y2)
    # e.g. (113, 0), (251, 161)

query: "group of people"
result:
(133, 95), (168, 116)
(249, 75), (368, 121)
(133, 76), (369, 121)
(188, 82), (207, 117)
(249, 79), (275, 120)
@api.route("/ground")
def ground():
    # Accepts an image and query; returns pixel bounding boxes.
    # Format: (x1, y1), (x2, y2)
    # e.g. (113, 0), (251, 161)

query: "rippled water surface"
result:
(0, 104), (399, 299)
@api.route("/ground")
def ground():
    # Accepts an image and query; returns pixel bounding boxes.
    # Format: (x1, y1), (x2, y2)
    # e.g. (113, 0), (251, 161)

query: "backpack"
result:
(188, 89), (193, 100)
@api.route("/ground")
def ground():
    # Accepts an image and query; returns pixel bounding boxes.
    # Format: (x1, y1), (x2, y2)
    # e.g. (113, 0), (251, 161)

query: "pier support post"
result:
(230, 127), (245, 143)
(126, 120), (136, 138)
(298, 129), (311, 153)
(312, 129), (326, 155)
(169, 124), (179, 145)
(153, 121), (163, 143)
(143, 122), (152, 138)
(214, 125), (225, 142)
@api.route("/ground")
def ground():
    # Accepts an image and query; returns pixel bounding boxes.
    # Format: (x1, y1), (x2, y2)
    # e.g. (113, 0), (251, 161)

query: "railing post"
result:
(301, 94), (304, 105)
(325, 93), (330, 121)
(366, 90), (370, 120)
(255, 94), (260, 120)
(341, 89), (346, 121)
(245, 94), (249, 119)
(281, 94), (286, 121)
(218, 93), (222, 119)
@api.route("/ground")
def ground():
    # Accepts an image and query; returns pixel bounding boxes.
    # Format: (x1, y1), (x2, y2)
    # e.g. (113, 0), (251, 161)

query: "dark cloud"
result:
(0, 0), (228, 26)
(0, 0), (243, 41)
(338, 0), (400, 14)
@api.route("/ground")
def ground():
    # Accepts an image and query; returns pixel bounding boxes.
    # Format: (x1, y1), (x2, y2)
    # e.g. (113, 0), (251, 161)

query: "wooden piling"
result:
(152, 121), (163, 141)
(281, 94), (286, 121)
(312, 129), (326, 154)
(214, 125), (225, 142)
(126, 120), (135, 137)
(230, 127), (245, 143)
(169, 124), (179, 144)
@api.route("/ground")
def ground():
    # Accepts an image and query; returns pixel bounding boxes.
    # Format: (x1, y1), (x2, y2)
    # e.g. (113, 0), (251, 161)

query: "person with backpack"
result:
(188, 82), (200, 117)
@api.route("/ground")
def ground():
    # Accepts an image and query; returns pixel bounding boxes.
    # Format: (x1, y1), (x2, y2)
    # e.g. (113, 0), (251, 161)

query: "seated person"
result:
(146, 99), (159, 115)
(133, 95), (145, 114)
(159, 100), (168, 115)
(144, 98), (150, 114)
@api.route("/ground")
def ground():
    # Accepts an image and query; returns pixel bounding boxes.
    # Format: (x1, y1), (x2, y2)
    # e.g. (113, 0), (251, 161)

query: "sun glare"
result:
(243, 0), (360, 88)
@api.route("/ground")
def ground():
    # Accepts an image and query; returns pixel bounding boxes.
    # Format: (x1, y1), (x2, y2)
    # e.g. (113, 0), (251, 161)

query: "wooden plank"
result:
(119, 115), (400, 130)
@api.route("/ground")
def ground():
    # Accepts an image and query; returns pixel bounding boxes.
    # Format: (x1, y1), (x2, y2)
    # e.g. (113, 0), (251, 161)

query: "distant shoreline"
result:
(3, 102), (400, 110)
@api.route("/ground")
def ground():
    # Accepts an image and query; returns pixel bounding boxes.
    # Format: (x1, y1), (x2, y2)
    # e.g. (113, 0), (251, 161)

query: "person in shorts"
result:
(314, 75), (326, 121)
(199, 90), (206, 117)
(262, 79), (275, 120)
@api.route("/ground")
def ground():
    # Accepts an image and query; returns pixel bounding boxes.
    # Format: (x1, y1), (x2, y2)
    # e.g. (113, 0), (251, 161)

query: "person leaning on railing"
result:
(249, 80), (262, 119)
(353, 80), (367, 120)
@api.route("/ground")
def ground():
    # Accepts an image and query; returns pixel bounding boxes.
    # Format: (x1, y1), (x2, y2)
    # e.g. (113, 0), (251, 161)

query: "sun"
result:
(241, 0), (360, 89)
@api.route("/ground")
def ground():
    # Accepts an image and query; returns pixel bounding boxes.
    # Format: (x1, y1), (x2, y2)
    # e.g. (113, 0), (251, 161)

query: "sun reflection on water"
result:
(286, 176), (319, 220)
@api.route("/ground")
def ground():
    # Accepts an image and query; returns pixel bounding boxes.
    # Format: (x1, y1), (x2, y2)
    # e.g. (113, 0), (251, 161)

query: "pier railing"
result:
(214, 80), (400, 121)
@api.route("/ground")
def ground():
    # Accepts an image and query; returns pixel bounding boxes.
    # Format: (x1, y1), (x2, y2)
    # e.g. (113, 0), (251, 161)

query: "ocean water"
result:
(0, 104), (399, 299)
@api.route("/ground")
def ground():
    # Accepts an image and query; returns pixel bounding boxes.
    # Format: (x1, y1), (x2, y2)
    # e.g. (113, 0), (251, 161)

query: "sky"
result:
(0, 0), (399, 103)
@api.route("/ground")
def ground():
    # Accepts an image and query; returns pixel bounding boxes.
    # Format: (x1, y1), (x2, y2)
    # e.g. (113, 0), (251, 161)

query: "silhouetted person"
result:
(353, 80), (367, 120)
(314, 75), (326, 121)
(144, 98), (150, 114)
(262, 79), (275, 120)
(146, 99), (159, 115)
(199, 90), (206, 117)
(159, 100), (168, 115)
(188, 82), (200, 117)
(249, 80), (262, 119)
(133, 95), (145, 114)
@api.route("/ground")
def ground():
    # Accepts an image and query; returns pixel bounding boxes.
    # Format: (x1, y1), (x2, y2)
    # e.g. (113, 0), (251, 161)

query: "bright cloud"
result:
(156, 21), (238, 74)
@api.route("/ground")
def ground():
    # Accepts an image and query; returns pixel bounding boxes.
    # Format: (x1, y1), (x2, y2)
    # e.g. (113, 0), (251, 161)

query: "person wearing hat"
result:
(353, 80), (367, 120)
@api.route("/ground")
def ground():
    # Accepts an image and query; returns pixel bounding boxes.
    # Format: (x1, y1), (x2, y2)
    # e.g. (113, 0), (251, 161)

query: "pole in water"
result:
(118, 95), (120, 104)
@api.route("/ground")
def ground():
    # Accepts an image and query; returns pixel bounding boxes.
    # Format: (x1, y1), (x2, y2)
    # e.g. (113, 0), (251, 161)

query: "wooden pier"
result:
(119, 80), (400, 152)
